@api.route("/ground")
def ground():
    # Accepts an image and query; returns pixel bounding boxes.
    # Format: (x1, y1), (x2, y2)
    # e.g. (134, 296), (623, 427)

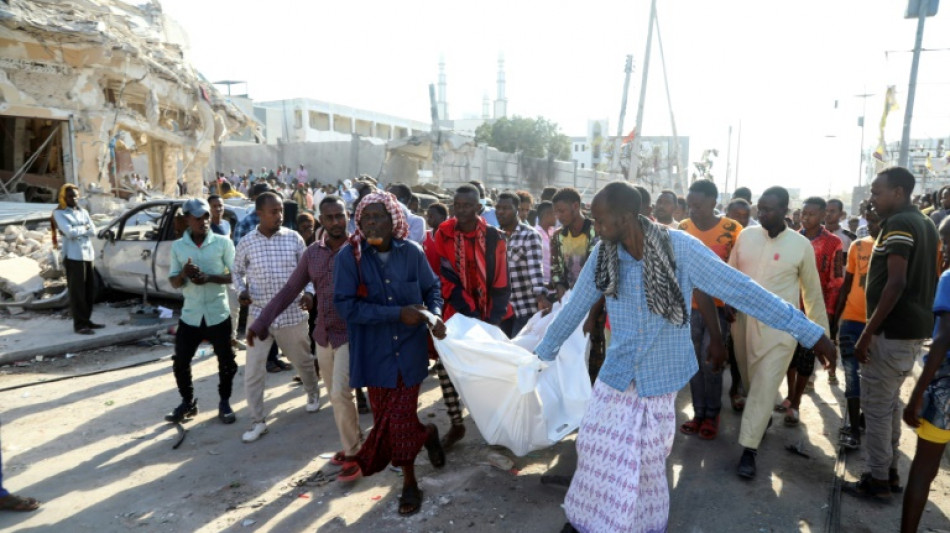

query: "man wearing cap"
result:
(165, 198), (239, 425)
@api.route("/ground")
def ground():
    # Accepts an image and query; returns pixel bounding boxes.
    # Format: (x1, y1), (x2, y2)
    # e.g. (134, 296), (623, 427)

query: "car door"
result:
(152, 203), (186, 297)
(98, 203), (167, 295)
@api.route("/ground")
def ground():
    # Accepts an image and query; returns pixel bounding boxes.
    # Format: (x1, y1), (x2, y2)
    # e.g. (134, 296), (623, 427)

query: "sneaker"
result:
(737, 448), (757, 479)
(306, 392), (320, 413)
(164, 399), (198, 423)
(242, 422), (268, 443)
(840, 433), (860, 451)
(231, 339), (247, 350)
(275, 360), (292, 371)
(266, 360), (282, 373)
(218, 400), (236, 424)
(828, 372), (839, 385)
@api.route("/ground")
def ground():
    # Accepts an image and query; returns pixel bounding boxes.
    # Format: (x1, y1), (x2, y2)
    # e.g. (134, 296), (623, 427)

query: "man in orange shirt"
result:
(678, 179), (743, 440)
(833, 205), (881, 449)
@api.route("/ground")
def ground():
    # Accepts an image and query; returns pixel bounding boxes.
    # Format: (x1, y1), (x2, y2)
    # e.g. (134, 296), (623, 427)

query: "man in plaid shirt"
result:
(495, 192), (549, 337)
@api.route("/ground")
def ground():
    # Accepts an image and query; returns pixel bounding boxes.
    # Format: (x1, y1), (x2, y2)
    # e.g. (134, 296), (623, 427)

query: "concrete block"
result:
(0, 256), (44, 298)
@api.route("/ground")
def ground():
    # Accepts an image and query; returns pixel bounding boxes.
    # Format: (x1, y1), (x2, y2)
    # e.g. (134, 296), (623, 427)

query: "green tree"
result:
(474, 116), (571, 160)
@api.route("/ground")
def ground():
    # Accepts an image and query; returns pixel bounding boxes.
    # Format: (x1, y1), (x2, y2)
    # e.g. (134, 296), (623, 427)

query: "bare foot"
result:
(440, 424), (465, 450)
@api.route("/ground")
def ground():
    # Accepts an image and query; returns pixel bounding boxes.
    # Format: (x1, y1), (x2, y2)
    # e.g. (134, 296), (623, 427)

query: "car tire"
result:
(92, 267), (108, 302)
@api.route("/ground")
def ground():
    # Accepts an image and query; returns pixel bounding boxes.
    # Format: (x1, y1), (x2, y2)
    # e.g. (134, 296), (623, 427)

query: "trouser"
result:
(434, 360), (464, 426)
(861, 334), (922, 480)
(727, 334), (744, 395)
(245, 319), (319, 424)
(315, 342), (361, 456)
(588, 309), (607, 384)
(732, 314), (798, 449)
(0, 427), (7, 497)
(308, 307), (320, 377)
(838, 320), (866, 399)
(172, 317), (237, 403)
(501, 314), (532, 339)
(227, 286), (240, 340)
(688, 308), (729, 419)
(64, 259), (95, 330)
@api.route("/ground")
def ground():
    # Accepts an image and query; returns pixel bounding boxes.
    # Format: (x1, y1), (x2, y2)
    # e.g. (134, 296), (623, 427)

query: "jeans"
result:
(172, 317), (237, 403)
(688, 308), (729, 419)
(838, 320), (866, 399)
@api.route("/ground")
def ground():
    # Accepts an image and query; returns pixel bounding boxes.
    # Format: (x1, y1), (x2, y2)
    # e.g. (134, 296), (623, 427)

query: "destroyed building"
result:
(0, 0), (260, 202)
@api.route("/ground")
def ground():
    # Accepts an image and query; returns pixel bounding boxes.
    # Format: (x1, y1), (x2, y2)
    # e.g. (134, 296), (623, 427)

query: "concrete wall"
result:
(216, 138), (388, 185)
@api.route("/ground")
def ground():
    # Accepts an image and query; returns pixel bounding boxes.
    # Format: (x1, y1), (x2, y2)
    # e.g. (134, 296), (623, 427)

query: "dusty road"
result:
(0, 342), (947, 532)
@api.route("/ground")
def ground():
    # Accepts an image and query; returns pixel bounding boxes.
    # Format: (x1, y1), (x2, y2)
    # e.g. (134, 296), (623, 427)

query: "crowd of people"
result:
(3, 167), (947, 533)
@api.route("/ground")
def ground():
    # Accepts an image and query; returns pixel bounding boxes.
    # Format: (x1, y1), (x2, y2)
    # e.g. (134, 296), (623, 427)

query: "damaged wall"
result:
(217, 138), (388, 186)
(0, 0), (259, 199)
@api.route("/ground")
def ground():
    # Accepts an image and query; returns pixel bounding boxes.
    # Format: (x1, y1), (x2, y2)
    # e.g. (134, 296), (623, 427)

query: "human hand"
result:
(854, 333), (871, 364)
(556, 286), (566, 301)
(723, 305), (737, 323)
(191, 273), (209, 285)
(247, 329), (257, 348)
(811, 335), (836, 369)
(430, 317), (447, 339)
(707, 341), (727, 373)
(537, 294), (552, 316)
(183, 258), (200, 278)
(400, 305), (427, 326)
(239, 290), (252, 306)
(903, 392), (923, 428)
(300, 293), (314, 311)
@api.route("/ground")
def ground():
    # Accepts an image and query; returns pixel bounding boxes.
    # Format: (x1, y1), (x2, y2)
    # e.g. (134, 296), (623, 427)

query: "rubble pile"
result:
(0, 224), (67, 310)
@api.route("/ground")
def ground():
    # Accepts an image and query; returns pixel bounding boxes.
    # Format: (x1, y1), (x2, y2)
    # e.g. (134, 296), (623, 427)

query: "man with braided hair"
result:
(333, 191), (447, 516)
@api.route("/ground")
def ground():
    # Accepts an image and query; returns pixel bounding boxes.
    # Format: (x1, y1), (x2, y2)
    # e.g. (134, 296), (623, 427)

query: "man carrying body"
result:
(495, 192), (548, 337)
(729, 186), (830, 478)
(233, 192), (321, 443)
(654, 189), (680, 229)
(165, 199), (239, 425)
(844, 167), (938, 501)
(834, 204), (881, 450)
(678, 179), (743, 440)
(52, 184), (102, 335)
(782, 196), (842, 422)
(428, 184), (512, 449)
(333, 191), (447, 516)
(538, 182), (834, 532)
(249, 196), (363, 480)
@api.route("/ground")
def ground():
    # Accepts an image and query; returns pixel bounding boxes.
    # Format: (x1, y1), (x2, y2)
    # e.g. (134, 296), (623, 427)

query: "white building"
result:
(255, 98), (430, 144)
(570, 119), (610, 170)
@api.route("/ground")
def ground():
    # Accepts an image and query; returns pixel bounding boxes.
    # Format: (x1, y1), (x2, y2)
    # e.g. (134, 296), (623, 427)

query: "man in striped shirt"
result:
(234, 192), (321, 443)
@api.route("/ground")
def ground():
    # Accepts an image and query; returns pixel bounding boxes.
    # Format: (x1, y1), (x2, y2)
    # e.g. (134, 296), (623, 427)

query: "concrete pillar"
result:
(161, 142), (180, 196)
(185, 151), (208, 197)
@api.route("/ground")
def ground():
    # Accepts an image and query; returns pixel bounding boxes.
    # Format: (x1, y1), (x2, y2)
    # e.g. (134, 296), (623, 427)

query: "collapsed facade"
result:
(0, 0), (259, 202)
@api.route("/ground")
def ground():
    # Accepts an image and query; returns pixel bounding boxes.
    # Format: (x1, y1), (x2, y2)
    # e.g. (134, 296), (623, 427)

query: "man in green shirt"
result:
(165, 199), (239, 426)
(845, 167), (938, 501)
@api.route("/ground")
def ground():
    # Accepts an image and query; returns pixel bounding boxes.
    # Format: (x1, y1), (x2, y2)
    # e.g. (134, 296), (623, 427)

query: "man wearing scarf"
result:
(333, 191), (447, 516)
(537, 182), (836, 533)
(427, 184), (512, 450)
(52, 184), (102, 335)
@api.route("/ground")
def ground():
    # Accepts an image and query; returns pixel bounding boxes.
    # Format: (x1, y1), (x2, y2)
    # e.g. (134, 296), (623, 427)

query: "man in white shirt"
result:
(52, 184), (102, 335)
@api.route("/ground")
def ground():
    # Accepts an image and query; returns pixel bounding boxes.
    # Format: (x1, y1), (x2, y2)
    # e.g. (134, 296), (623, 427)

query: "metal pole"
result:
(630, 0), (657, 183)
(612, 55), (634, 172)
(898, 1), (928, 167)
(734, 120), (742, 186)
(725, 125), (733, 195)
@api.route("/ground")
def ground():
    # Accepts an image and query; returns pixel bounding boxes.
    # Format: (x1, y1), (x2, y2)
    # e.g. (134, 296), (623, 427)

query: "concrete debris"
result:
(0, 0), (262, 198)
(0, 256), (45, 301)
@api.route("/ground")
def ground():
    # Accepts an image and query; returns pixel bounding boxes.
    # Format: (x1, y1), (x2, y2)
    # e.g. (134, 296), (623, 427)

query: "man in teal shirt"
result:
(165, 199), (238, 425)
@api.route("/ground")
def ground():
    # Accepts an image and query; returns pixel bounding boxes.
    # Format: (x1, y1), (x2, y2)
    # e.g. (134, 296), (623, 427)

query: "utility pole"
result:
(611, 55), (634, 172)
(855, 91), (874, 187)
(898, 0), (939, 167)
(630, 0), (657, 183)
(724, 125), (733, 195)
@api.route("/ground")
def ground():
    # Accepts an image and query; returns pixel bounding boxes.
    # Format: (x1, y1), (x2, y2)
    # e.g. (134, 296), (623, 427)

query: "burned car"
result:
(93, 199), (251, 298)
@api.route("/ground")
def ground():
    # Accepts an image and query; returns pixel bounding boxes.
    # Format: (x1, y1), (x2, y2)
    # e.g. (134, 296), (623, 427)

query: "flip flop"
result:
(775, 398), (791, 412)
(329, 450), (346, 466)
(0, 494), (40, 512)
(680, 418), (702, 435)
(730, 394), (746, 412)
(337, 461), (362, 482)
(784, 408), (800, 426)
(398, 485), (423, 516)
(698, 417), (719, 440)
(424, 424), (446, 468)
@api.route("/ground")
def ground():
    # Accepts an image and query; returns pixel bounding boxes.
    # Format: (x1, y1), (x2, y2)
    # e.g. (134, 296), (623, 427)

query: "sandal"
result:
(784, 408), (800, 426)
(775, 398), (791, 412)
(337, 461), (362, 482)
(329, 450), (346, 466)
(730, 394), (746, 412)
(680, 418), (702, 435)
(698, 417), (719, 440)
(398, 484), (423, 516)
(424, 424), (446, 468)
(0, 493), (40, 512)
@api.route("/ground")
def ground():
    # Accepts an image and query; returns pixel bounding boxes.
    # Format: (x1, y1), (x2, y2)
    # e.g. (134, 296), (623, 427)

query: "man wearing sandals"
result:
(537, 182), (835, 532)
(728, 186), (830, 478)
(0, 436), (39, 512)
(248, 196), (363, 481)
(334, 191), (447, 516)
(844, 167), (937, 501)
(677, 179), (743, 440)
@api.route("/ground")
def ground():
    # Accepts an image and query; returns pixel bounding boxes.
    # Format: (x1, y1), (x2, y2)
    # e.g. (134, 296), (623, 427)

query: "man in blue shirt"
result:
(52, 184), (102, 335)
(334, 191), (447, 517)
(165, 199), (238, 425)
(536, 182), (836, 533)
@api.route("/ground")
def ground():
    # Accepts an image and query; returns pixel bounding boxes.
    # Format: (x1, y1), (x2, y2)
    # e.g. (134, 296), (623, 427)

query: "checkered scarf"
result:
(595, 215), (687, 326)
(347, 191), (409, 264)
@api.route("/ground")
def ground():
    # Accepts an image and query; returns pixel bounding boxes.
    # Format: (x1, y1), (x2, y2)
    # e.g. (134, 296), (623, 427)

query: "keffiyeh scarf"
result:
(347, 191), (409, 296)
(595, 214), (688, 326)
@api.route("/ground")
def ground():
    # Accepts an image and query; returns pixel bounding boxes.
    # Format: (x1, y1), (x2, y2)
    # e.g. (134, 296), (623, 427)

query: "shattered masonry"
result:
(0, 0), (260, 199)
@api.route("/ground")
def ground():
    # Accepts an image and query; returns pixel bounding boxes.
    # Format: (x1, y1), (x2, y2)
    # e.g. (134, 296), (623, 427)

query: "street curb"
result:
(0, 320), (176, 365)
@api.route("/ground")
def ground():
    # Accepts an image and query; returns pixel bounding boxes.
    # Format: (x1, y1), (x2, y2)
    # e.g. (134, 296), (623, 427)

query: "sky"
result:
(158, 0), (950, 198)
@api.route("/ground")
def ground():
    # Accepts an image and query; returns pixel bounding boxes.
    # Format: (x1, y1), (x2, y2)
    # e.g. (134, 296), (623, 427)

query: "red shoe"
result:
(337, 461), (362, 482)
(328, 450), (346, 466)
(698, 416), (719, 440)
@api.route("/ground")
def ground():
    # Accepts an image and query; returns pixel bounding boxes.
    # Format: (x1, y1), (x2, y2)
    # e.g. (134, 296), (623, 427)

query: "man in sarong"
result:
(536, 181), (836, 533)
(333, 191), (447, 516)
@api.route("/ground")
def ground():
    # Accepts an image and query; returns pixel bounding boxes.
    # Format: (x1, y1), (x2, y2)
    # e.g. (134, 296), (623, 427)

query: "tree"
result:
(474, 116), (571, 161)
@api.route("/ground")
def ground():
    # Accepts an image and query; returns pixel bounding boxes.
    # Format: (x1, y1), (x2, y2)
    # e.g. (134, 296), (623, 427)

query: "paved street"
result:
(0, 343), (948, 532)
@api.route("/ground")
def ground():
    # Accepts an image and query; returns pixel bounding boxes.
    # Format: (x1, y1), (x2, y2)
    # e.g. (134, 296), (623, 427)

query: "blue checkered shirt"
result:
(535, 231), (825, 397)
(505, 223), (545, 318)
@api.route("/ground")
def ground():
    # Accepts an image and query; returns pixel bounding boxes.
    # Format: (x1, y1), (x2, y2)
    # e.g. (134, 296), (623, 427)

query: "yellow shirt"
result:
(561, 232), (590, 287)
